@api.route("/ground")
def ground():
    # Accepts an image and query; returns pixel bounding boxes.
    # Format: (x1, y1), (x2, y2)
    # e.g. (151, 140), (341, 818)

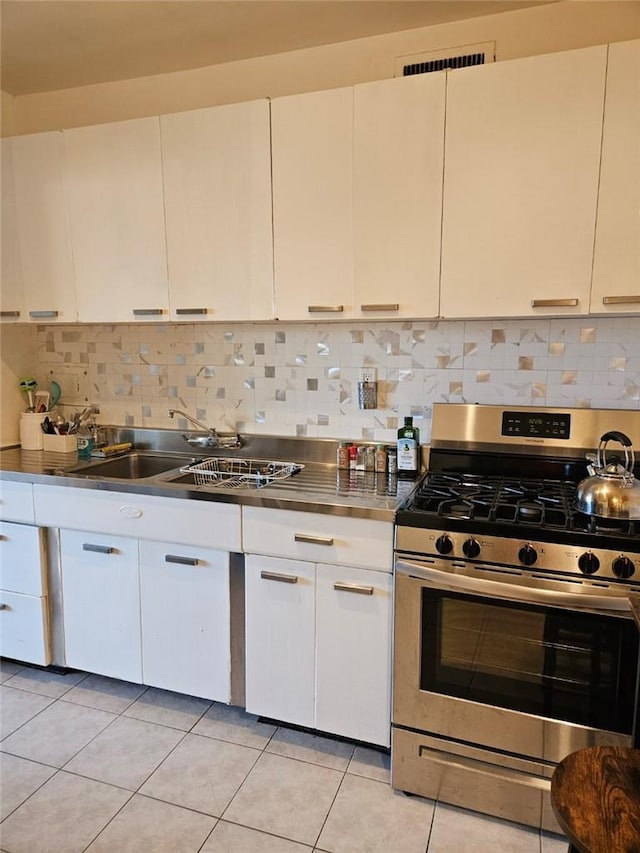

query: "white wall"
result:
(8, 1), (640, 135)
(0, 325), (38, 446)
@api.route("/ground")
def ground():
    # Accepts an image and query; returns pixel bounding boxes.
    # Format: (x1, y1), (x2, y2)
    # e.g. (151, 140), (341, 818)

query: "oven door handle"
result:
(395, 559), (632, 614)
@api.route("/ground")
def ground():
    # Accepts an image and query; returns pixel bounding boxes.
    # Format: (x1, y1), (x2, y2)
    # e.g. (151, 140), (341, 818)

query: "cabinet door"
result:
(60, 530), (142, 681)
(64, 117), (169, 322)
(0, 521), (46, 596)
(139, 541), (230, 701)
(0, 591), (51, 665)
(353, 74), (445, 320)
(11, 131), (77, 322)
(591, 39), (640, 313)
(245, 554), (315, 726)
(161, 100), (274, 321)
(0, 138), (24, 322)
(441, 45), (607, 318)
(272, 86), (353, 320)
(316, 564), (392, 746)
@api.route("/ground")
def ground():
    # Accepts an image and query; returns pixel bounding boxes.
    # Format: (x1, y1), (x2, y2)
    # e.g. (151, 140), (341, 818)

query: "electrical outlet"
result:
(359, 368), (377, 383)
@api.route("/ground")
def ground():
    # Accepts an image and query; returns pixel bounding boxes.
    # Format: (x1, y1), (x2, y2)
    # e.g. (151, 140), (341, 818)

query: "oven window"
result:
(420, 589), (639, 734)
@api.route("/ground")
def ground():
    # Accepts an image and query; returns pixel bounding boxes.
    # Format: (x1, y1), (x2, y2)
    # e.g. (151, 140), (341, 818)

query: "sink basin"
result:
(65, 452), (195, 480)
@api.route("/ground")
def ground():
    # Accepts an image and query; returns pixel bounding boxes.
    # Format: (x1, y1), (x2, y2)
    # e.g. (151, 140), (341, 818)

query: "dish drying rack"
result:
(180, 458), (304, 489)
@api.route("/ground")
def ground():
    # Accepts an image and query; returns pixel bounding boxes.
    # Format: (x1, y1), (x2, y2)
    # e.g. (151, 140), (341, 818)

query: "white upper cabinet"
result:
(10, 131), (77, 322)
(272, 86), (354, 321)
(0, 138), (24, 321)
(161, 100), (274, 321)
(64, 116), (169, 323)
(440, 45), (608, 318)
(591, 39), (640, 314)
(353, 73), (445, 320)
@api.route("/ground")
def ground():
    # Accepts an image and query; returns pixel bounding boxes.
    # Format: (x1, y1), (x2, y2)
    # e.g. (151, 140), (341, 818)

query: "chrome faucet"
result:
(168, 409), (242, 449)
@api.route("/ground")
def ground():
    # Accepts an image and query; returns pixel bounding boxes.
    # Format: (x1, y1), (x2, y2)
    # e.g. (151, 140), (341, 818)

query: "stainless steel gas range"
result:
(392, 403), (640, 832)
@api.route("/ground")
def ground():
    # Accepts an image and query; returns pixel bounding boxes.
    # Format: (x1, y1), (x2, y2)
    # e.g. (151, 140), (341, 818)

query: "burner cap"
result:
(518, 502), (543, 523)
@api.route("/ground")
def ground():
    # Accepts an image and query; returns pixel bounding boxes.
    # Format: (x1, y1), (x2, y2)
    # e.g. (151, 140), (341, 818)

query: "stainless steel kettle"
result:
(575, 431), (640, 520)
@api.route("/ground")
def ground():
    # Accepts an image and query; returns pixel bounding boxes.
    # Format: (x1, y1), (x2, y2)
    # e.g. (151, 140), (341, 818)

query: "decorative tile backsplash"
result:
(36, 316), (640, 444)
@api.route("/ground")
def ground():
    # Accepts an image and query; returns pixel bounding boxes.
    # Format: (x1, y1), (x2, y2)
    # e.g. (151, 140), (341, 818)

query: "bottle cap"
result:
(404, 416), (412, 426)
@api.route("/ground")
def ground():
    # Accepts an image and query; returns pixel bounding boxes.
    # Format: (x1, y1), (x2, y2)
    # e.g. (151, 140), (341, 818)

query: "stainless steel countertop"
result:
(0, 430), (418, 521)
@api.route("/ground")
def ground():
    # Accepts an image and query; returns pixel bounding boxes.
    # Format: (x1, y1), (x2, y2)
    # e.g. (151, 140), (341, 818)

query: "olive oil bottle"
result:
(397, 416), (420, 479)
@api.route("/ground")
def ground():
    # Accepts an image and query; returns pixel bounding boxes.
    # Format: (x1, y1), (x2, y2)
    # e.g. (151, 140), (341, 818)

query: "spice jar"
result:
(364, 445), (375, 472)
(375, 444), (387, 474)
(387, 445), (397, 474)
(349, 445), (358, 470)
(337, 441), (351, 470)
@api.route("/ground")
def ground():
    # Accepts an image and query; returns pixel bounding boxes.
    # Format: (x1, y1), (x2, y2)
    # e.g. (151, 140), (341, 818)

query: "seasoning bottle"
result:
(397, 416), (420, 479)
(375, 444), (387, 474)
(364, 445), (375, 472)
(349, 444), (358, 470)
(387, 445), (397, 474)
(337, 441), (351, 470)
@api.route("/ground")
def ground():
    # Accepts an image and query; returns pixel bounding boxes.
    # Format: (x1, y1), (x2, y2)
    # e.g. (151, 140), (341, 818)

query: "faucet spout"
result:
(168, 409), (213, 434)
(168, 409), (242, 449)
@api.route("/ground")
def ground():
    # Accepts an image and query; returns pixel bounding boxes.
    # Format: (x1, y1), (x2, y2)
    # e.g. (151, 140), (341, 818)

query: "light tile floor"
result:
(0, 660), (570, 853)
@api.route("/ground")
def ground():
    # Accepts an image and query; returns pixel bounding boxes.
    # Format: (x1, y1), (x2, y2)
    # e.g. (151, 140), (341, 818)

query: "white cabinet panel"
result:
(11, 131), (77, 322)
(272, 86), (354, 321)
(140, 540), (231, 701)
(0, 521), (46, 596)
(0, 591), (50, 665)
(245, 554), (315, 727)
(0, 480), (34, 523)
(34, 485), (241, 551)
(60, 529), (142, 681)
(242, 506), (393, 571)
(0, 138), (24, 321)
(353, 74), (445, 320)
(591, 39), (640, 313)
(161, 100), (274, 321)
(316, 564), (391, 746)
(64, 116), (169, 323)
(441, 45), (607, 318)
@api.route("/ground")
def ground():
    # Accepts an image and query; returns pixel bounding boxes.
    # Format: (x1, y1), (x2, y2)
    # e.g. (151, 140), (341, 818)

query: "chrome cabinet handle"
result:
(294, 533), (334, 546)
(175, 308), (208, 315)
(360, 304), (399, 312)
(165, 554), (199, 566)
(82, 543), (114, 554)
(133, 308), (164, 316)
(307, 305), (344, 313)
(602, 295), (640, 305)
(531, 299), (578, 308)
(29, 310), (59, 318)
(0, 603), (8, 610)
(333, 581), (374, 595)
(260, 570), (298, 584)
(0, 311), (21, 318)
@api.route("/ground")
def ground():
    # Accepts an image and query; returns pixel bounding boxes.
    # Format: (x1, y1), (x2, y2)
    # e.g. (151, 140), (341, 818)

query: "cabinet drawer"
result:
(0, 480), (35, 523)
(0, 590), (51, 665)
(34, 484), (241, 551)
(242, 507), (392, 571)
(0, 522), (46, 596)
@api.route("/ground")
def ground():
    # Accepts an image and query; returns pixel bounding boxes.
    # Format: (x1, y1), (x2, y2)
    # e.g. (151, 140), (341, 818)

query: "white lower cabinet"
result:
(60, 529), (142, 682)
(244, 552), (392, 746)
(0, 521), (50, 665)
(139, 540), (231, 702)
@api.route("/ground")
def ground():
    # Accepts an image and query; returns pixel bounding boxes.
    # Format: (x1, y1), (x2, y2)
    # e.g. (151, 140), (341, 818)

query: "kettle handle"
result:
(600, 430), (632, 447)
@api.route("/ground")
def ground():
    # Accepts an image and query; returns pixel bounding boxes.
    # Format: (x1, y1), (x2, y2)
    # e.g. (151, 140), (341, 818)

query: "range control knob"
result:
(462, 538), (481, 559)
(612, 556), (635, 579)
(578, 552), (600, 575)
(435, 534), (454, 555)
(518, 544), (538, 567)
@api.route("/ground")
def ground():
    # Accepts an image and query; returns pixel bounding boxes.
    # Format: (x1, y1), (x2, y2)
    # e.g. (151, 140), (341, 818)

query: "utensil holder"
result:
(19, 412), (47, 451)
(42, 434), (78, 453)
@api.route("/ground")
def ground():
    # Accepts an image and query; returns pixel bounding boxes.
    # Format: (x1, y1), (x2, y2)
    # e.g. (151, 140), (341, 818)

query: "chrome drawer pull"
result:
(0, 311), (21, 318)
(165, 554), (199, 566)
(360, 303), (399, 312)
(307, 305), (344, 313)
(602, 295), (640, 305)
(133, 308), (164, 316)
(82, 543), (114, 554)
(260, 570), (298, 584)
(333, 581), (374, 595)
(175, 308), (208, 315)
(531, 298), (578, 308)
(294, 533), (334, 546)
(29, 310), (59, 318)
(0, 603), (8, 610)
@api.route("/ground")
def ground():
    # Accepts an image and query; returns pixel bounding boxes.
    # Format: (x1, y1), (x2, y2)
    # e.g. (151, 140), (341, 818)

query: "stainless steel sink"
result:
(64, 452), (196, 480)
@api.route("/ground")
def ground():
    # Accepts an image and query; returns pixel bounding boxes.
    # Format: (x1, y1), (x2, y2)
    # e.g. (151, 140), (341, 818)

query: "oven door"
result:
(394, 558), (639, 764)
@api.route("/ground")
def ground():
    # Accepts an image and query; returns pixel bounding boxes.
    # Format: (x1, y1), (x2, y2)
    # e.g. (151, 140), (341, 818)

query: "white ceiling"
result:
(0, 0), (556, 96)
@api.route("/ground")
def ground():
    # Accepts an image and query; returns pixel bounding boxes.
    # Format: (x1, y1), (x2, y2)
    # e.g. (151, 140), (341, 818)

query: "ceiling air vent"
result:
(394, 41), (495, 78)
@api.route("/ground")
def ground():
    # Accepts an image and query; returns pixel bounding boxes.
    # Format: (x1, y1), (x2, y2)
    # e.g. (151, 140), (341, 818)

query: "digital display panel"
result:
(501, 411), (571, 439)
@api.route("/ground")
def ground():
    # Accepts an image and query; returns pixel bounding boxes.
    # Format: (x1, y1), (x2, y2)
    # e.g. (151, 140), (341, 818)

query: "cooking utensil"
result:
(49, 380), (62, 409)
(575, 431), (640, 519)
(19, 377), (38, 411)
(35, 390), (50, 413)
